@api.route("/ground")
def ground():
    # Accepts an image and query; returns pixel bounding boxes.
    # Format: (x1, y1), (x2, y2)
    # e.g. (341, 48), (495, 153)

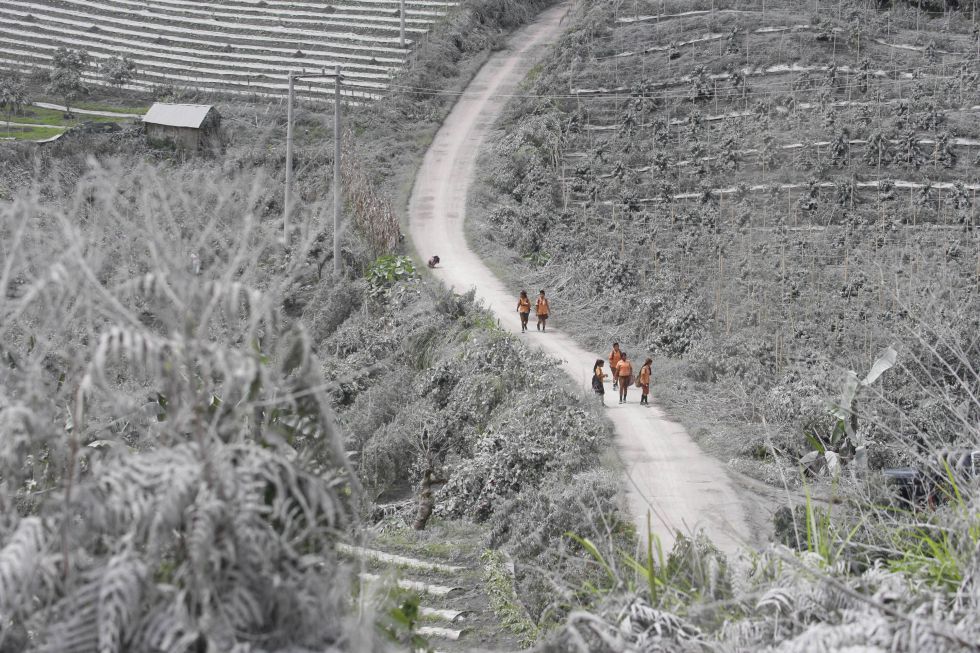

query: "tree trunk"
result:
(413, 469), (445, 531)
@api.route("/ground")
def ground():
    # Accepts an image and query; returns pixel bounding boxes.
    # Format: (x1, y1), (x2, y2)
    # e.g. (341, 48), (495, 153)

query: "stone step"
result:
(338, 543), (467, 573)
(419, 606), (466, 622)
(359, 572), (463, 597)
(417, 626), (465, 641)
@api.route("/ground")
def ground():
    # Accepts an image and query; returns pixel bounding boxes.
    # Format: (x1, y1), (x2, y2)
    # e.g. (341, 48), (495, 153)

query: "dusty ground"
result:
(407, 2), (759, 556)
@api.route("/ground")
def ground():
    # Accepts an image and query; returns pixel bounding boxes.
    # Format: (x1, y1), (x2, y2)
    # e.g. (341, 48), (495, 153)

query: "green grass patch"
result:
(5, 107), (131, 127)
(373, 520), (483, 562)
(0, 125), (64, 141)
(481, 550), (539, 646)
(68, 101), (147, 115)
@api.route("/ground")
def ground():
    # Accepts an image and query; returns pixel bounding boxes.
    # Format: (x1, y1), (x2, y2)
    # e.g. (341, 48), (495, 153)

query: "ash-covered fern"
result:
(0, 162), (374, 651)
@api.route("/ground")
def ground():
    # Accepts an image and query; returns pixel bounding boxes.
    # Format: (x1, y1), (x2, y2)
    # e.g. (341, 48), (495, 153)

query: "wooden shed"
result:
(142, 103), (220, 149)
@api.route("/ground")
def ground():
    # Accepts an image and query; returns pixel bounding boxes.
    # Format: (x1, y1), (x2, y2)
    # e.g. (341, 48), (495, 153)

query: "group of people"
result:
(512, 290), (650, 406)
(593, 343), (652, 405)
(516, 290), (550, 332)
(434, 258), (651, 407)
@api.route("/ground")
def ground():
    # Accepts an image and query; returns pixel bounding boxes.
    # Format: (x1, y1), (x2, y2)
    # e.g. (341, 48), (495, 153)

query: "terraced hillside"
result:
(0, 0), (460, 102)
(475, 0), (980, 479)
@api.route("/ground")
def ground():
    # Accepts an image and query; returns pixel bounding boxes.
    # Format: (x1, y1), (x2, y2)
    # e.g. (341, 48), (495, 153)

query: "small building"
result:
(142, 103), (220, 149)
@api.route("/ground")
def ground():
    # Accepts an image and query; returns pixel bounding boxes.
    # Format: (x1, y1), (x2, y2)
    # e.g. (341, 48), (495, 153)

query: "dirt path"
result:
(31, 102), (142, 118)
(407, 3), (752, 556)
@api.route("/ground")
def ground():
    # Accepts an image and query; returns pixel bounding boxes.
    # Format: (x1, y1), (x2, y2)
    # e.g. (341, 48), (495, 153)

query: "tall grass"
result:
(539, 319), (980, 651)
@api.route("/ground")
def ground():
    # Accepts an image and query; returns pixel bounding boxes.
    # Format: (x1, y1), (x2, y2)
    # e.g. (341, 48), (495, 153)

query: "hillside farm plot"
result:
(0, 0), (460, 102)
(474, 0), (980, 478)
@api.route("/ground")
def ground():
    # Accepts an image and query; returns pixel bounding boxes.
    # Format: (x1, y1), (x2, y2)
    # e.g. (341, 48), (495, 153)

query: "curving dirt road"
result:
(407, 3), (751, 555)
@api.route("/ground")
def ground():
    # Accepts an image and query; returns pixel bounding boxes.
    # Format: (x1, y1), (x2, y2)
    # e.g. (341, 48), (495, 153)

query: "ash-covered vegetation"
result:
(3, 0), (980, 651)
(474, 0), (979, 483)
(468, 0), (980, 650)
(0, 1), (635, 650)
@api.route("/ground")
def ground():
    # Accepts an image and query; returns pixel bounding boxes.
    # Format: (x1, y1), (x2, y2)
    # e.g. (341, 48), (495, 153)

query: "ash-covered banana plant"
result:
(801, 346), (897, 477)
(0, 163), (371, 652)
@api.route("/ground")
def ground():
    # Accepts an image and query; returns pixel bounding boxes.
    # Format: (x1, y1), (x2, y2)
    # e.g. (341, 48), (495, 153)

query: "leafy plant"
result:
(366, 254), (417, 297)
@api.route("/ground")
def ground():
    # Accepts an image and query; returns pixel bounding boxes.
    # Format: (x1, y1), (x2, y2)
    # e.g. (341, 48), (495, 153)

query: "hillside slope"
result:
(473, 0), (979, 485)
(408, 0), (754, 555)
(0, 0), (460, 101)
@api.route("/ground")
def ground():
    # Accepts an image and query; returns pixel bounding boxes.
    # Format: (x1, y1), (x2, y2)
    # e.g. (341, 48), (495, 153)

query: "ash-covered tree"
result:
(798, 178), (820, 212)
(897, 128), (925, 169)
(830, 127), (850, 168)
(931, 131), (956, 169)
(0, 71), (29, 134)
(854, 58), (873, 94)
(729, 68), (748, 101)
(950, 181), (974, 229)
(46, 47), (89, 118)
(101, 55), (136, 88)
(863, 128), (893, 171)
(688, 66), (712, 103)
(720, 135), (740, 170)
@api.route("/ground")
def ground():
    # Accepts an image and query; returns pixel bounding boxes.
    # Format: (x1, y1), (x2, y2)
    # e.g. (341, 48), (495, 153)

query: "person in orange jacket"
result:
(516, 290), (531, 332)
(535, 289), (550, 332)
(638, 358), (653, 405)
(616, 352), (633, 404)
(608, 343), (622, 390)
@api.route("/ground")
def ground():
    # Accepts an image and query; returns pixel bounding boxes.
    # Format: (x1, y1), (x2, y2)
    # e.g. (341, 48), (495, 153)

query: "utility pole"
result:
(284, 71), (295, 246)
(333, 65), (343, 276)
(282, 68), (343, 266)
(400, 0), (406, 48)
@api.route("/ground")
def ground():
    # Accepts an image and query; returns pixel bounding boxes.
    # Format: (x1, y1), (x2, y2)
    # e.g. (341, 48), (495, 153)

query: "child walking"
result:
(516, 290), (531, 332)
(535, 290), (550, 332)
(608, 343), (622, 390)
(638, 358), (652, 405)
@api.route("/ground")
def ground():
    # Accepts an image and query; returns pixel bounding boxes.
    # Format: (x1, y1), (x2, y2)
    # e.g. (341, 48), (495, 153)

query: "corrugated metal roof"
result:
(143, 103), (215, 128)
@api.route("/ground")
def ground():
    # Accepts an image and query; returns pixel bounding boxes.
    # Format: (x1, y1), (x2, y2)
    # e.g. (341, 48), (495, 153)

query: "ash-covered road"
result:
(407, 2), (751, 555)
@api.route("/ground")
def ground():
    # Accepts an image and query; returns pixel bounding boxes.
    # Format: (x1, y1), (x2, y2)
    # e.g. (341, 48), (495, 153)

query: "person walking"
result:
(592, 359), (606, 405)
(516, 290), (531, 332)
(616, 352), (633, 404)
(535, 290), (550, 332)
(608, 343), (622, 390)
(638, 358), (652, 405)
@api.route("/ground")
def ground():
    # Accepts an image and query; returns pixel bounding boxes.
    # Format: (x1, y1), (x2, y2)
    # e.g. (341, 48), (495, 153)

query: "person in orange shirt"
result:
(608, 343), (622, 390)
(592, 359), (606, 405)
(638, 358), (652, 405)
(516, 290), (531, 332)
(616, 352), (633, 404)
(535, 289), (550, 332)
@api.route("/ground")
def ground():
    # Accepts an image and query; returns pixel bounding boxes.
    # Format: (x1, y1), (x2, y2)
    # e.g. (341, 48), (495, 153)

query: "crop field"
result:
(0, 0), (461, 102)
(475, 0), (980, 480)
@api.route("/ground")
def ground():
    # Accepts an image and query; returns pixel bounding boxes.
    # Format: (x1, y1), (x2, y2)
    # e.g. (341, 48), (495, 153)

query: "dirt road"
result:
(407, 3), (751, 555)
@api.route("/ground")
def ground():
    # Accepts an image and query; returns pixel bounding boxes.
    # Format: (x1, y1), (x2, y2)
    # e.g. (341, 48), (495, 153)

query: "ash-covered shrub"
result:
(488, 469), (625, 561)
(486, 469), (628, 625)
(0, 163), (379, 651)
(301, 277), (365, 342)
(686, 331), (771, 388)
(440, 391), (607, 521)
(360, 419), (417, 500)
